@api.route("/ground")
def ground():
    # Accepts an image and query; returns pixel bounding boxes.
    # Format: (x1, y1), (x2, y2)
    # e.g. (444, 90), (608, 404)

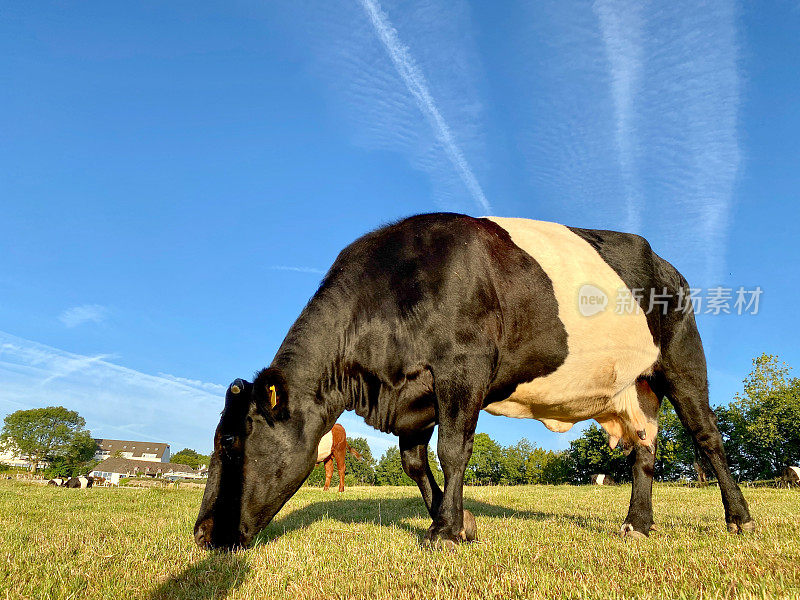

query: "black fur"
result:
(195, 213), (752, 549)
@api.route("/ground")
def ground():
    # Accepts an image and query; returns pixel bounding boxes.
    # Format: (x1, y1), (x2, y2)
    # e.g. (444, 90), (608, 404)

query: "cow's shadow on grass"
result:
(147, 551), (249, 600)
(254, 495), (607, 545)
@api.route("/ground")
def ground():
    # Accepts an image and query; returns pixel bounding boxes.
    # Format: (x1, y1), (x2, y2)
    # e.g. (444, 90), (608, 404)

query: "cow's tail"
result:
(346, 444), (364, 461)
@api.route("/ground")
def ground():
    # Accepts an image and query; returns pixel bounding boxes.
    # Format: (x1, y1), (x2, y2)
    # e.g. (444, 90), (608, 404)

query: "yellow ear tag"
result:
(268, 385), (277, 409)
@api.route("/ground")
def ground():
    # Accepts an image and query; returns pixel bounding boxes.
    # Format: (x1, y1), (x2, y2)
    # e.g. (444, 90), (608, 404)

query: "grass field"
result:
(1, 481), (798, 600)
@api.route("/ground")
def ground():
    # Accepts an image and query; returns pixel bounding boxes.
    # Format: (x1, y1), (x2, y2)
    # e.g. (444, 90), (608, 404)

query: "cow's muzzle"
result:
(194, 517), (250, 550)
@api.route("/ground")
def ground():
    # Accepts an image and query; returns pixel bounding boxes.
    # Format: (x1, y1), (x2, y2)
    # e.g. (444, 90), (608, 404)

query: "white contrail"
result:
(358, 0), (491, 213)
(594, 0), (644, 234)
(0, 330), (395, 456)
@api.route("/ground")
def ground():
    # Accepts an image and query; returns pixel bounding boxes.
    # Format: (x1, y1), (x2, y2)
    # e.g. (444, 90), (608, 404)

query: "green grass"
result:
(1, 481), (798, 600)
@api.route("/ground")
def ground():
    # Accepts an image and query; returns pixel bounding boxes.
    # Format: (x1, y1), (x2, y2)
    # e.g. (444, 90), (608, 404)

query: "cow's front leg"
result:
(400, 429), (442, 518)
(425, 372), (483, 550)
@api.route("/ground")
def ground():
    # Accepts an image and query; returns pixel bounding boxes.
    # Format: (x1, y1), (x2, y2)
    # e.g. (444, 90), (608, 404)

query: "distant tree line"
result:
(2, 354), (796, 485)
(170, 448), (210, 469)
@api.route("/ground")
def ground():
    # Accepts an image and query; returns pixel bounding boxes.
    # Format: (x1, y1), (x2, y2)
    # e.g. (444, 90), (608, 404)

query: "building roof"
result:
(92, 456), (195, 476)
(93, 439), (170, 459)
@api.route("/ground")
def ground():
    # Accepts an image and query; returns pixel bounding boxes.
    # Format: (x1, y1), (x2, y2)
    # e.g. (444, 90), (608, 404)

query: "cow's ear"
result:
(254, 367), (289, 419)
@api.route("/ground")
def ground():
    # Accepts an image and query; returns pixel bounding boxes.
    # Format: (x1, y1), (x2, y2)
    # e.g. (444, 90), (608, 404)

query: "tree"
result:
(566, 424), (629, 484)
(1, 407), (90, 473)
(503, 438), (534, 484)
(654, 399), (697, 481)
(44, 431), (99, 478)
(373, 445), (444, 487)
(375, 446), (412, 486)
(343, 437), (376, 485)
(723, 354), (800, 480)
(171, 448), (210, 469)
(525, 446), (570, 484)
(465, 433), (506, 485)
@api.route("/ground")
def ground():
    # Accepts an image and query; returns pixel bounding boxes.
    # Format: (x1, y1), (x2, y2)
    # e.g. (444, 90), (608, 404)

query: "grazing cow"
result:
(47, 478), (66, 487)
(316, 423), (363, 492)
(195, 213), (754, 550)
(65, 476), (94, 489)
(784, 466), (800, 487)
(590, 474), (615, 486)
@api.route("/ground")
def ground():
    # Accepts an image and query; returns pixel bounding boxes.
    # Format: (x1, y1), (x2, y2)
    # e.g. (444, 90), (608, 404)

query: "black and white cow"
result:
(65, 476), (93, 489)
(590, 474), (615, 486)
(195, 213), (754, 550)
(47, 478), (66, 487)
(784, 466), (800, 487)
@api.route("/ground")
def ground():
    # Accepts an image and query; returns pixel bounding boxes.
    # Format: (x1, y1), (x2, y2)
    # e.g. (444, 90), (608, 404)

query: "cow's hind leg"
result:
(659, 317), (754, 533)
(323, 457), (334, 491)
(621, 380), (661, 539)
(335, 446), (346, 492)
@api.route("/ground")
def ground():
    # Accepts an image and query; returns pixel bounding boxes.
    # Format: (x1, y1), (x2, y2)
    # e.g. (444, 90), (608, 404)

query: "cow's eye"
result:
(220, 434), (236, 448)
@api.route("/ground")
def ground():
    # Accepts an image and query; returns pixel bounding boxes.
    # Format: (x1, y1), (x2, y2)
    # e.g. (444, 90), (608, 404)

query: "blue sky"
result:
(1, 1), (798, 457)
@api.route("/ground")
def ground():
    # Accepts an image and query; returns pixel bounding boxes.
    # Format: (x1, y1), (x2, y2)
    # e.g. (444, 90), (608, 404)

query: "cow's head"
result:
(194, 368), (318, 549)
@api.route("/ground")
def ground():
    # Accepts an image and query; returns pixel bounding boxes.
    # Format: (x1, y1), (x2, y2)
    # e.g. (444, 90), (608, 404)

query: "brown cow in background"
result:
(316, 424), (362, 492)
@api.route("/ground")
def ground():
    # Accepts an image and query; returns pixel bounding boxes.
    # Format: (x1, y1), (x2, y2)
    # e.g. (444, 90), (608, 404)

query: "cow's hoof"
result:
(620, 523), (648, 540)
(461, 509), (477, 542)
(727, 520), (756, 534)
(423, 537), (459, 552)
(424, 527), (463, 552)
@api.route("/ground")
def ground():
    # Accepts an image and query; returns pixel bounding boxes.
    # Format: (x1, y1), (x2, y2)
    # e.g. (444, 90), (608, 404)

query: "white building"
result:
(0, 440), (48, 470)
(93, 439), (170, 463)
(90, 456), (199, 485)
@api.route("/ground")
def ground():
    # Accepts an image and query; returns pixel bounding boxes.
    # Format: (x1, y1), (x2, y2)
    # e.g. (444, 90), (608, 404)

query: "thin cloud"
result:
(0, 330), (393, 456)
(594, 0), (644, 233)
(358, 0), (490, 213)
(59, 304), (109, 328)
(268, 266), (325, 275)
(156, 373), (227, 394)
(514, 0), (740, 285)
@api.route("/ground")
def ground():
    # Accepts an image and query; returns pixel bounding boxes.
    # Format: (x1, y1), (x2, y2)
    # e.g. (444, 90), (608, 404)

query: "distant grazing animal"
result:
(784, 466), (800, 487)
(93, 476), (106, 486)
(47, 478), (66, 487)
(195, 213), (754, 550)
(65, 476), (93, 489)
(316, 423), (363, 492)
(591, 474), (615, 486)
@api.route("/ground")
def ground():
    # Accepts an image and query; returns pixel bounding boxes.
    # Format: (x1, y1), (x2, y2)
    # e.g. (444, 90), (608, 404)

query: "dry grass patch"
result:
(0, 481), (798, 599)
